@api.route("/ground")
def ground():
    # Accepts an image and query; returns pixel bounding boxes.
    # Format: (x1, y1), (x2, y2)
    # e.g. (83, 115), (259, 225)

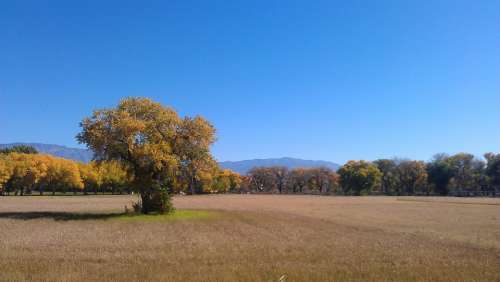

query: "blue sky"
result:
(1, 0), (499, 163)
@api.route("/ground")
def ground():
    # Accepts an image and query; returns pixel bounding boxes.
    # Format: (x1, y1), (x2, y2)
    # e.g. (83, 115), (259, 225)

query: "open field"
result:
(1, 195), (499, 281)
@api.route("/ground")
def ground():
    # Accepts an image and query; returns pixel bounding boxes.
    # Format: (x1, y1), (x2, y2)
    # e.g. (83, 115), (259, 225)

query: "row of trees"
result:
(371, 153), (500, 196)
(0, 150), (133, 196)
(244, 153), (500, 196)
(0, 148), (242, 197)
(245, 167), (338, 194)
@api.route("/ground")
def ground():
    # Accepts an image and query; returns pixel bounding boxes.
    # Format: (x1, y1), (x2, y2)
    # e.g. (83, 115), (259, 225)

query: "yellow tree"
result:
(77, 97), (218, 213)
(7, 154), (31, 195)
(30, 155), (49, 195)
(41, 157), (83, 195)
(7, 153), (48, 196)
(78, 162), (101, 195)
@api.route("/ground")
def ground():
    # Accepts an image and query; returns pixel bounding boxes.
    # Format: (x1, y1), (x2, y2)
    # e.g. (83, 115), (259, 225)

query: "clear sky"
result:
(1, 0), (499, 164)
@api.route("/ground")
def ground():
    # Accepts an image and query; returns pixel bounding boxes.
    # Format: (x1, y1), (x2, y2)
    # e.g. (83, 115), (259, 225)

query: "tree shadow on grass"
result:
(0, 211), (125, 221)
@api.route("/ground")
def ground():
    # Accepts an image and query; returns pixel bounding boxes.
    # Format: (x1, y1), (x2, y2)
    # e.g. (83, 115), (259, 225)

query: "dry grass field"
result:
(0, 195), (499, 282)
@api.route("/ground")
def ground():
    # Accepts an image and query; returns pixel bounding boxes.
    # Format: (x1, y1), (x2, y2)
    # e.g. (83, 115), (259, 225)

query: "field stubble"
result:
(0, 195), (499, 281)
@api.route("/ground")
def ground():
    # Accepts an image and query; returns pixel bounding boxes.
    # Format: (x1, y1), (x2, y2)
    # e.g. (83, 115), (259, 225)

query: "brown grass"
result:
(0, 195), (499, 281)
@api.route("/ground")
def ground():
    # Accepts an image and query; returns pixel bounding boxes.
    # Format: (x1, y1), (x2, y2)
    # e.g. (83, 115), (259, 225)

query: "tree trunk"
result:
(141, 192), (151, 214)
(189, 176), (196, 195)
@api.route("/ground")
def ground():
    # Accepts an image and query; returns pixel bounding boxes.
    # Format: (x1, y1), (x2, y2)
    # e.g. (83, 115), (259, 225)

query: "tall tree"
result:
(77, 97), (217, 214)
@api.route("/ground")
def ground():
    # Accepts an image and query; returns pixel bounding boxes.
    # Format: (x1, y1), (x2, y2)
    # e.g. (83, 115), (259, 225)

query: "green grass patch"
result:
(117, 210), (217, 222)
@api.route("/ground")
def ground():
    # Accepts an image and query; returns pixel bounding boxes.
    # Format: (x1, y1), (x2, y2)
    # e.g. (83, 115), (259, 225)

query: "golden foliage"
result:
(0, 153), (83, 195)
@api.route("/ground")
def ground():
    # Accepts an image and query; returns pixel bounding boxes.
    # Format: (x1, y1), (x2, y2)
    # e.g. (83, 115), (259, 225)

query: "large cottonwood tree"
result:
(77, 97), (217, 214)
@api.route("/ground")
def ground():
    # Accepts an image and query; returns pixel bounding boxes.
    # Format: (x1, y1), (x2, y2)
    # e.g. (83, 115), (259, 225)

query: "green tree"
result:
(338, 161), (382, 196)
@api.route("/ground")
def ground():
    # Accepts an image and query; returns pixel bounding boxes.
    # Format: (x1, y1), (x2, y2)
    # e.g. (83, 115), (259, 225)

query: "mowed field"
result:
(1, 195), (499, 281)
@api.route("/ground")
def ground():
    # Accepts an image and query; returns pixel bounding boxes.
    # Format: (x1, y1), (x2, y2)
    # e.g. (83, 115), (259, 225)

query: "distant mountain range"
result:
(219, 158), (340, 174)
(0, 143), (340, 174)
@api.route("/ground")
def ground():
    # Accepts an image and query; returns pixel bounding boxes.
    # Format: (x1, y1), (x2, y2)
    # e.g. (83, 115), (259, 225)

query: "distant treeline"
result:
(242, 153), (500, 197)
(0, 146), (241, 196)
(2, 145), (500, 197)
